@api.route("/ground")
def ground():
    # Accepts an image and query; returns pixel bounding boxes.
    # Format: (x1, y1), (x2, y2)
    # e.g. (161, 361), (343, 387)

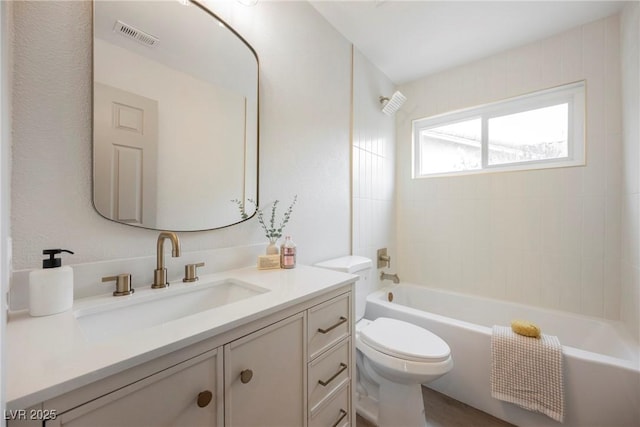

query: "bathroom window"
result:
(412, 81), (585, 178)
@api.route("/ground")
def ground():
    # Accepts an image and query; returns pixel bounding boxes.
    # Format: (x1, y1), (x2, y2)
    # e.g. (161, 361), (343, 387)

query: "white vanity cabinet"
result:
(307, 293), (352, 427)
(224, 313), (305, 426)
(44, 347), (222, 427)
(9, 284), (354, 427)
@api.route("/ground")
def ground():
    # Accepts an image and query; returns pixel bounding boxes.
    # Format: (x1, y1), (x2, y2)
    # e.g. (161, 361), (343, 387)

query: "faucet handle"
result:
(377, 248), (391, 268)
(102, 274), (134, 296)
(183, 262), (205, 283)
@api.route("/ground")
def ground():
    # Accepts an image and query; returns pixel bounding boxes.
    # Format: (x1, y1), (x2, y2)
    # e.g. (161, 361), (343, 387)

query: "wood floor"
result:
(355, 386), (515, 427)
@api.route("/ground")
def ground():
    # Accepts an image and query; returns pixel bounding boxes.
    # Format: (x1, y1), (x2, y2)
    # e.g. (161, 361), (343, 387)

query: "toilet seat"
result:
(355, 333), (453, 384)
(360, 317), (450, 362)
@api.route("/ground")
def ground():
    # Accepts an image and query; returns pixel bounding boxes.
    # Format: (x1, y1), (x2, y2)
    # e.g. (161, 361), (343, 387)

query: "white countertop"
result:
(6, 265), (356, 410)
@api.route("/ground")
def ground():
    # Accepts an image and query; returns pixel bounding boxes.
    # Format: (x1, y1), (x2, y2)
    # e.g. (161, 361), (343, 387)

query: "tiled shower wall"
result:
(352, 48), (396, 271)
(396, 15), (623, 320)
(621, 2), (640, 340)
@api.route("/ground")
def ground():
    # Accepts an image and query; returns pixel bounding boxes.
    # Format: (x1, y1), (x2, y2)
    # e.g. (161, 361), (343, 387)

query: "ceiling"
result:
(310, 1), (629, 84)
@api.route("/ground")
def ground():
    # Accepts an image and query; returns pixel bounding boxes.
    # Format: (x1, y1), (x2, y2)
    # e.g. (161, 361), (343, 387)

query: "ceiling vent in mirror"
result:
(113, 20), (159, 47)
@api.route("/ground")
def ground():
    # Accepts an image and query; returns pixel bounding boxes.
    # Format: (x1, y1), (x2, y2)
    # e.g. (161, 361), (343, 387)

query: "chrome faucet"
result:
(152, 231), (181, 289)
(380, 271), (400, 284)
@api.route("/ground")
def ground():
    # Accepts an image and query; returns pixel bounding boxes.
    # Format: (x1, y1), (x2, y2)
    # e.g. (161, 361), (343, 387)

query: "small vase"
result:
(266, 240), (279, 255)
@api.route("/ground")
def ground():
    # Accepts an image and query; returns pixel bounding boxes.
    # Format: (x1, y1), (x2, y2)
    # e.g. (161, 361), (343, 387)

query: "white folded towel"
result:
(491, 325), (565, 423)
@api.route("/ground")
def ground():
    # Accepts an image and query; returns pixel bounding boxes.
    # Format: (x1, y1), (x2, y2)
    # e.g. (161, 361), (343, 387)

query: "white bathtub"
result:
(364, 283), (640, 427)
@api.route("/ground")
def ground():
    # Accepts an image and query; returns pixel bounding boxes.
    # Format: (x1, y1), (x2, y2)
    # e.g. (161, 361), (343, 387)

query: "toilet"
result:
(315, 256), (453, 427)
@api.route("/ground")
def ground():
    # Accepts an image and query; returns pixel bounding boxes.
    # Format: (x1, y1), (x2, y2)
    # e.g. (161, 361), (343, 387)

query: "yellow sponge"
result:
(511, 319), (541, 338)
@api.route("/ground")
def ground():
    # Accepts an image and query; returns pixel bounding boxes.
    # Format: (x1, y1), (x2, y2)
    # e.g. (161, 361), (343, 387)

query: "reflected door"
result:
(94, 83), (158, 227)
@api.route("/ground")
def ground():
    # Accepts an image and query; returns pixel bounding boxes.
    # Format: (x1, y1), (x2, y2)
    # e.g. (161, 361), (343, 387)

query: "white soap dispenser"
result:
(29, 249), (74, 317)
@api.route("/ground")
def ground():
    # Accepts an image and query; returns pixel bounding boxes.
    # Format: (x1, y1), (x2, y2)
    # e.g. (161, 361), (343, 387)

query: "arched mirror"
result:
(92, 0), (258, 231)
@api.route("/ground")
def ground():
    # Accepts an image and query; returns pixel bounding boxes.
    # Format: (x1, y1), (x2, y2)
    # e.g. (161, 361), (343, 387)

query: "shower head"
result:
(379, 91), (406, 116)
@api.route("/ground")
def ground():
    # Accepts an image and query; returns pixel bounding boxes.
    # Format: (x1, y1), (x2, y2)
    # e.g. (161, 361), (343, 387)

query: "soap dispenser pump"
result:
(29, 249), (74, 317)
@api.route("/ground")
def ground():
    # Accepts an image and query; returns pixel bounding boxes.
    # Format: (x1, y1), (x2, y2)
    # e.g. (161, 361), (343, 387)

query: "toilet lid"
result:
(360, 318), (450, 362)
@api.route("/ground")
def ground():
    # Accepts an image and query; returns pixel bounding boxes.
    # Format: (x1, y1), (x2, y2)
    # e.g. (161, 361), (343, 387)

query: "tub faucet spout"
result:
(381, 271), (400, 284)
(152, 231), (181, 289)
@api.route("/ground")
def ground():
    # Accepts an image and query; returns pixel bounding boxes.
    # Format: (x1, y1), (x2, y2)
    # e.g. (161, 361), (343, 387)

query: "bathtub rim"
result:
(366, 283), (640, 372)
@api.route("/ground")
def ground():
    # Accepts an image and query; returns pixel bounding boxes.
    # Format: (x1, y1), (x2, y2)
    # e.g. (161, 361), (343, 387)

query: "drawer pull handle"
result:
(240, 369), (253, 384)
(196, 390), (213, 408)
(332, 409), (348, 427)
(317, 316), (347, 334)
(318, 363), (348, 387)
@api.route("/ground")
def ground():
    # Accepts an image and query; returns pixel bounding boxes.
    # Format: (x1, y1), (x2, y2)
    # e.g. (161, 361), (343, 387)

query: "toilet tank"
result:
(315, 256), (373, 321)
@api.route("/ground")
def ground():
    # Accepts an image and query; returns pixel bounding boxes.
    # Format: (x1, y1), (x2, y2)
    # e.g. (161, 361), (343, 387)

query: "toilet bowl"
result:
(355, 318), (452, 426)
(315, 256), (453, 427)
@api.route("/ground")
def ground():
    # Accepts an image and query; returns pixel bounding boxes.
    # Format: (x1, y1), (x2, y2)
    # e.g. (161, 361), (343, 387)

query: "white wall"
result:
(620, 2), (640, 340)
(397, 15), (623, 320)
(351, 48), (396, 274)
(10, 0), (351, 285)
(0, 0), (12, 413)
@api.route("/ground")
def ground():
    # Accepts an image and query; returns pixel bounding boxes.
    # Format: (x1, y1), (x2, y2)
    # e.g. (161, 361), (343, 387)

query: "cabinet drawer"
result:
(309, 382), (350, 427)
(308, 293), (350, 359)
(309, 338), (350, 412)
(46, 348), (221, 427)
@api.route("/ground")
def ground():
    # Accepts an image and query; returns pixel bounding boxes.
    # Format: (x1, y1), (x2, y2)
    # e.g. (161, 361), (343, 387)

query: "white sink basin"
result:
(74, 278), (269, 342)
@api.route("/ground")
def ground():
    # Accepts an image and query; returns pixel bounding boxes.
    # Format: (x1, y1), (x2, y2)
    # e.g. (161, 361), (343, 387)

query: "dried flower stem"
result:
(232, 196), (297, 241)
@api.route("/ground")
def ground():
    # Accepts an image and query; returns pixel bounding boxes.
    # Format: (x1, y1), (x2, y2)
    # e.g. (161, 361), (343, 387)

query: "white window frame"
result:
(412, 81), (585, 178)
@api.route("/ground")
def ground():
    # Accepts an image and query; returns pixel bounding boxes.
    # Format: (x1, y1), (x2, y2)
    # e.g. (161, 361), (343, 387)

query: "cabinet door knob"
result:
(240, 369), (253, 384)
(196, 390), (213, 408)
